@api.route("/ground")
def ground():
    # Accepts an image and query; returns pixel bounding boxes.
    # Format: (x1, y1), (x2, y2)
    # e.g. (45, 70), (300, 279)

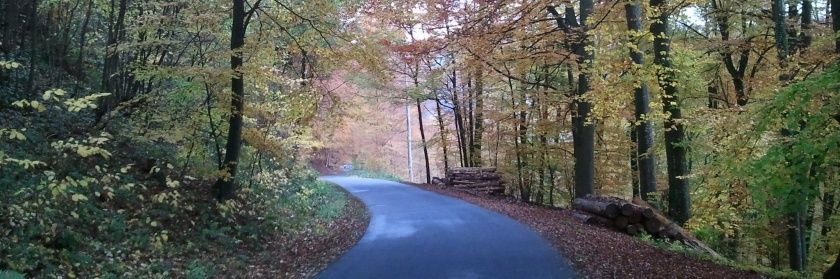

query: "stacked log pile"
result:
(444, 167), (504, 195)
(572, 195), (722, 258)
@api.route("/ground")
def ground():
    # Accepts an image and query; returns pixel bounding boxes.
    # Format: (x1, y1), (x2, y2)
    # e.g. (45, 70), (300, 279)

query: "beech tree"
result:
(624, 1), (658, 201)
(650, 0), (690, 224)
(214, 0), (254, 201)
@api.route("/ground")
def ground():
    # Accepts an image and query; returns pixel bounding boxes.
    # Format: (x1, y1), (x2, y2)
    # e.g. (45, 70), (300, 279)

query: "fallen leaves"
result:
(412, 183), (770, 279)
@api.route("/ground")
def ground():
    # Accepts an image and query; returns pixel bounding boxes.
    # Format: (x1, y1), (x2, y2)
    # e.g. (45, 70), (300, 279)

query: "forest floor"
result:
(220, 186), (370, 278)
(410, 183), (773, 279)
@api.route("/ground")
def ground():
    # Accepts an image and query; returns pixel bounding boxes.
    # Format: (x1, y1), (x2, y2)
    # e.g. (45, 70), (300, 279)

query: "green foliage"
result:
(348, 167), (403, 181)
(185, 260), (214, 279)
(0, 0), (357, 277)
(0, 102), (346, 277)
(747, 65), (840, 216)
(0, 270), (25, 279)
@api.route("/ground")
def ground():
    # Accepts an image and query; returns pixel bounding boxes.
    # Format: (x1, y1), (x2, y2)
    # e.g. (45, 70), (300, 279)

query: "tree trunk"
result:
(800, 0), (813, 48)
(76, 0), (93, 79)
(712, 0), (750, 107)
(625, 2), (658, 201)
(453, 97), (466, 167)
(825, 251), (840, 279)
(417, 98), (431, 184)
(824, 191), (836, 243)
(630, 128), (640, 197)
(466, 74), (474, 167)
(450, 69), (468, 167)
(772, 0), (807, 271)
(651, 0), (691, 225)
(435, 95), (450, 172)
(788, 211), (806, 271)
(26, 0), (39, 93)
(471, 66), (484, 167)
(573, 0), (596, 198)
(96, 0), (128, 121)
(213, 0), (248, 201)
(518, 87), (530, 201)
(833, 0), (840, 52)
(2, 1), (19, 56)
(773, 0), (789, 62)
(507, 74), (527, 201)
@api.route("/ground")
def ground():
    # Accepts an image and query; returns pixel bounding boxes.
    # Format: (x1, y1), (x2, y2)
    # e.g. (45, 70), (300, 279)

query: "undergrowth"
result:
(0, 85), (347, 278)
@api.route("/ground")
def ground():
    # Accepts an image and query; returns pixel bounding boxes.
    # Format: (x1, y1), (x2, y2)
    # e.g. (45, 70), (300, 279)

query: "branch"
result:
(272, 0), (337, 50)
(546, 6), (569, 32)
(244, 0), (262, 30)
(462, 46), (559, 91)
(678, 20), (709, 39)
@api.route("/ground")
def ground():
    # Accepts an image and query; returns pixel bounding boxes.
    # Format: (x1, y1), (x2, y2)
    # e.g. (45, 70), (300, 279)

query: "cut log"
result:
(471, 186), (504, 193)
(614, 215), (629, 230)
(632, 196), (723, 259)
(571, 211), (613, 227)
(621, 203), (654, 218)
(452, 182), (502, 189)
(450, 178), (500, 184)
(445, 167), (504, 197)
(572, 198), (621, 218)
(447, 167), (497, 173)
(643, 218), (663, 234)
(626, 224), (641, 236)
(626, 212), (643, 224)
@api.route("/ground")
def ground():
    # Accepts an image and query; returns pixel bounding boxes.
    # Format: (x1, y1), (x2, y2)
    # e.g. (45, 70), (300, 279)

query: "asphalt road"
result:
(315, 176), (576, 279)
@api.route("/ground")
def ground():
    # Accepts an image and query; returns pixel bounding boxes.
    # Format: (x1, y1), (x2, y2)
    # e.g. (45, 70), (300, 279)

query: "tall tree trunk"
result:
(435, 95), (449, 172)
(801, 0), (813, 48)
(651, 0), (691, 224)
(2, 1), (19, 57)
(518, 88), (530, 201)
(97, 0), (128, 121)
(711, 0), (750, 107)
(445, 25), (467, 168)
(493, 121), (500, 167)
(27, 0), (38, 93)
(630, 128), (640, 197)
(471, 66), (484, 166)
(452, 82), (467, 167)
(538, 134), (548, 204)
(788, 0), (800, 52)
(466, 74), (474, 167)
(625, 2), (658, 201)
(789, 211), (806, 271)
(833, 0), (840, 52)
(572, 0), (596, 198)
(773, 1), (806, 270)
(451, 70), (468, 167)
(454, 107), (467, 167)
(416, 98), (431, 184)
(76, 0), (93, 79)
(506, 74), (525, 200)
(213, 0), (249, 201)
(824, 191), (836, 242)
(773, 0), (789, 63)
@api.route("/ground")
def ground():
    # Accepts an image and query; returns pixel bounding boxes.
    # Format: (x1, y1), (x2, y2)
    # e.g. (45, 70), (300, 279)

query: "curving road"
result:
(316, 176), (576, 279)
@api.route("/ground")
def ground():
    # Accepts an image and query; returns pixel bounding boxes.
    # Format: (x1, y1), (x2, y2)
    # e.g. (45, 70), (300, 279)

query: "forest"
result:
(1, 0), (839, 277)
